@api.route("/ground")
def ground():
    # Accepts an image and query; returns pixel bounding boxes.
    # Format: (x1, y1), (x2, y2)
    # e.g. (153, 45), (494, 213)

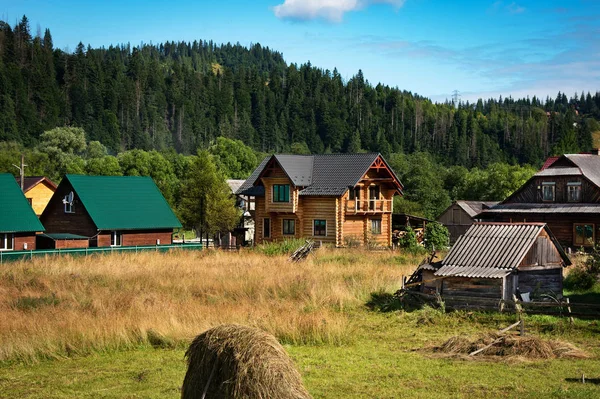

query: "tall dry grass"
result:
(0, 248), (420, 363)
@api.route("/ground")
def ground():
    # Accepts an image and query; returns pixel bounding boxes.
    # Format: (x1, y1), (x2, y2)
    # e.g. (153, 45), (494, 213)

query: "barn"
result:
(419, 222), (571, 306)
(40, 174), (181, 248)
(437, 201), (498, 244)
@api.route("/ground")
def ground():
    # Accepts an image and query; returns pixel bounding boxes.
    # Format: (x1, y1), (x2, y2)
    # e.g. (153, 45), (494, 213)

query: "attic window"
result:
(567, 182), (582, 202)
(541, 182), (555, 202)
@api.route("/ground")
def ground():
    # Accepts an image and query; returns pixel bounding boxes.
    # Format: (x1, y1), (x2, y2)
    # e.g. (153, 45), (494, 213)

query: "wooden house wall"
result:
(441, 277), (502, 300)
(519, 231), (563, 268)
(261, 177), (298, 214)
(40, 180), (98, 237)
(438, 205), (475, 244)
(97, 229), (173, 247)
(299, 196), (337, 244)
(517, 269), (562, 296)
(14, 233), (37, 251)
(506, 176), (600, 203)
(25, 182), (55, 216)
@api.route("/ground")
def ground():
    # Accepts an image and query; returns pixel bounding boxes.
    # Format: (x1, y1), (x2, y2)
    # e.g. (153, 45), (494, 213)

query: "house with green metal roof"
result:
(40, 175), (182, 248)
(0, 173), (45, 251)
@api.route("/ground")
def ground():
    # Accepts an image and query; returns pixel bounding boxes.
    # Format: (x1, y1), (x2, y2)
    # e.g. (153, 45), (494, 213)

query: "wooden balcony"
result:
(345, 199), (393, 214)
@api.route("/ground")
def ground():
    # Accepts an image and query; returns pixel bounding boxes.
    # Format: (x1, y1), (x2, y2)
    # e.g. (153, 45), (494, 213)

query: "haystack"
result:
(181, 324), (312, 399)
(434, 333), (588, 359)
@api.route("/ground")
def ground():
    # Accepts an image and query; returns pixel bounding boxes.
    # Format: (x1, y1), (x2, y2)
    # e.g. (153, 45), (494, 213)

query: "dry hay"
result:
(182, 324), (312, 399)
(434, 333), (588, 360)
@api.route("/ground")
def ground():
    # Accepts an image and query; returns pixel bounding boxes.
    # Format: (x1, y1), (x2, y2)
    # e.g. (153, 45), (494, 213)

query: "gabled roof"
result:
(454, 201), (499, 218)
(563, 154), (600, 188)
(18, 176), (57, 193)
(236, 153), (403, 197)
(540, 156), (559, 170)
(0, 174), (45, 233)
(64, 175), (182, 231)
(435, 222), (570, 278)
(226, 179), (246, 195)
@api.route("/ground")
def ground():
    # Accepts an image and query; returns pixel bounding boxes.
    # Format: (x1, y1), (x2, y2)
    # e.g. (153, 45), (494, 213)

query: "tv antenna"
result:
(62, 191), (74, 206)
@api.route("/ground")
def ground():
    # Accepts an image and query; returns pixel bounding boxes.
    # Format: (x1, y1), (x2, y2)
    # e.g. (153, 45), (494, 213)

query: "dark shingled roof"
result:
(0, 174), (45, 233)
(20, 176), (57, 192)
(435, 223), (570, 278)
(236, 153), (403, 197)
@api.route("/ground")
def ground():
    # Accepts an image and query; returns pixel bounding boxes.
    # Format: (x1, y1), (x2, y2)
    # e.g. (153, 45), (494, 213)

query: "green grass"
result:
(2, 308), (600, 398)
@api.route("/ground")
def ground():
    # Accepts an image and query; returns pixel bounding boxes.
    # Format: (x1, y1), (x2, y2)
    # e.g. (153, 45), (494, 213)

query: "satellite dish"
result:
(67, 191), (74, 204)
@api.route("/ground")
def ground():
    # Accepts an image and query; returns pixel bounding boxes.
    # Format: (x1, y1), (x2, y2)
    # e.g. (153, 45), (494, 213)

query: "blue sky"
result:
(2, 0), (599, 102)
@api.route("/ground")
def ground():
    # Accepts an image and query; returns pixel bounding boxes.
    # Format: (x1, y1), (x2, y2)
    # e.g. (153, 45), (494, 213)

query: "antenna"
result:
(12, 154), (27, 190)
(68, 191), (74, 204)
(452, 90), (461, 107)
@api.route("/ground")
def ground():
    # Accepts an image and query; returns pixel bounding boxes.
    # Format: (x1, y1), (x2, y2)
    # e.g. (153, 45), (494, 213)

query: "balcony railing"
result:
(345, 199), (393, 213)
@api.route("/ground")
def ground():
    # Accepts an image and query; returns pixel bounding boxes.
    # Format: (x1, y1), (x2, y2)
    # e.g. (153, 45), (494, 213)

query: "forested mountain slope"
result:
(2, 16), (599, 169)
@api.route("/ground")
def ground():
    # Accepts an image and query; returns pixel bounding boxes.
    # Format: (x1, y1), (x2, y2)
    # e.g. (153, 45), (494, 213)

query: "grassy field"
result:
(1, 247), (600, 398)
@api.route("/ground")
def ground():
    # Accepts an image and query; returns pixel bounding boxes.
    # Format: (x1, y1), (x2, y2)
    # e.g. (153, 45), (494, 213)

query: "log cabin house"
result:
(18, 176), (57, 216)
(418, 223), (570, 306)
(0, 173), (45, 251)
(236, 153), (403, 247)
(480, 153), (600, 250)
(40, 175), (182, 248)
(437, 201), (498, 244)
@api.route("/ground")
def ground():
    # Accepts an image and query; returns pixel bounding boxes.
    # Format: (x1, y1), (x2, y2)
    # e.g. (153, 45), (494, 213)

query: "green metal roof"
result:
(0, 173), (45, 233)
(65, 175), (182, 231)
(41, 233), (89, 240)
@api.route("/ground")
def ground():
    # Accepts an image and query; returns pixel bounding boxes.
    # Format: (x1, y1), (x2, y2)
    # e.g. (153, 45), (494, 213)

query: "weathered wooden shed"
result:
(422, 223), (571, 305)
(437, 201), (498, 244)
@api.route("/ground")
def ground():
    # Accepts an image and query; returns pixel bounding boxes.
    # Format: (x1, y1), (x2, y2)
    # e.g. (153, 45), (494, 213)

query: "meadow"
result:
(1, 247), (600, 398)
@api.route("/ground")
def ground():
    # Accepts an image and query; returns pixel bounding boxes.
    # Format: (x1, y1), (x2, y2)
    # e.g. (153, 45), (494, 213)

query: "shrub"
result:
(423, 222), (449, 251)
(254, 239), (307, 256)
(398, 226), (418, 249)
(564, 267), (596, 291)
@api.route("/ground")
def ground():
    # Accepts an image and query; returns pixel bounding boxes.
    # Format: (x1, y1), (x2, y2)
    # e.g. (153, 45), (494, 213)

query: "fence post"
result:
(566, 298), (574, 324)
(519, 319), (525, 336)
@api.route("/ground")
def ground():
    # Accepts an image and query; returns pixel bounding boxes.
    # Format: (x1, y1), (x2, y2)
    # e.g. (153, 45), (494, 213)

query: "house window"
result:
(313, 220), (326, 236)
(574, 224), (594, 246)
(541, 182), (555, 202)
(111, 231), (122, 247)
(263, 218), (271, 238)
(283, 219), (295, 235)
(371, 219), (382, 235)
(273, 184), (290, 202)
(63, 192), (75, 213)
(567, 182), (582, 202)
(0, 233), (14, 251)
(349, 187), (361, 200)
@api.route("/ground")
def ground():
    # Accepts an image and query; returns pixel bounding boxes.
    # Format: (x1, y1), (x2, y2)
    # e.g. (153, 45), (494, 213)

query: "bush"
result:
(424, 222), (449, 251)
(254, 239), (307, 256)
(398, 226), (418, 249)
(564, 267), (597, 291)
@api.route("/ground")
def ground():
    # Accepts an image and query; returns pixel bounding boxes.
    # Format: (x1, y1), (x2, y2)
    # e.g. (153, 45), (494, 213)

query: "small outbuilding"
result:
(18, 176), (57, 216)
(437, 201), (498, 244)
(0, 173), (45, 251)
(419, 222), (570, 305)
(40, 174), (182, 247)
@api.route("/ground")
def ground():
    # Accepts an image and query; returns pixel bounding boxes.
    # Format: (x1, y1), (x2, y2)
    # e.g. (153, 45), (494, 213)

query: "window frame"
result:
(110, 231), (122, 247)
(371, 219), (382, 235)
(573, 223), (595, 247)
(283, 219), (295, 236)
(64, 196), (74, 213)
(272, 184), (290, 203)
(541, 182), (555, 202)
(263, 218), (271, 238)
(313, 219), (327, 237)
(567, 182), (582, 203)
(0, 233), (14, 251)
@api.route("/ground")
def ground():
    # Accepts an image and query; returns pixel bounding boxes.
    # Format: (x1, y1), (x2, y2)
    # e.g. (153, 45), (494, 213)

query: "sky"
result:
(2, 0), (599, 103)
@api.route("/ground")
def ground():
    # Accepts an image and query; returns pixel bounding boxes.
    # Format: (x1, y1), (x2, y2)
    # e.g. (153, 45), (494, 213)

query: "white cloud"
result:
(273, 0), (406, 23)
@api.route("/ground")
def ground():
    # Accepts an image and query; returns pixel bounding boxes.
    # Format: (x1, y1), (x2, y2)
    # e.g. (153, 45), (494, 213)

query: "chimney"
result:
(593, 149), (600, 156)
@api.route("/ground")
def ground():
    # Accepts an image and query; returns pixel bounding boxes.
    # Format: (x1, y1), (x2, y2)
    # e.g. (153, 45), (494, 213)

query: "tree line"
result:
(2, 16), (600, 169)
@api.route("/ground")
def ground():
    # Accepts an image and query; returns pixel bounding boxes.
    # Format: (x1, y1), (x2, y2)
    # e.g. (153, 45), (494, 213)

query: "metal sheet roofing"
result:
(535, 167), (582, 177)
(41, 233), (88, 240)
(455, 201), (500, 218)
(484, 203), (600, 214)
(236, 153), (403, 197)
(65, 174), (182, 230)
(435, 223), (569, 278)
(0, 173), (45, 233)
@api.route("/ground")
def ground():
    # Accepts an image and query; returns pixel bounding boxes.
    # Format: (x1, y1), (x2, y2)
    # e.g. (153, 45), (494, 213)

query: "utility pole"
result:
(12, 154), (27, 191)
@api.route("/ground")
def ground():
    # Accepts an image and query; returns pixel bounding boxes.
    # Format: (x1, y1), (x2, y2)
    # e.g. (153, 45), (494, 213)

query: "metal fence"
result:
(0, 243), (203, 264)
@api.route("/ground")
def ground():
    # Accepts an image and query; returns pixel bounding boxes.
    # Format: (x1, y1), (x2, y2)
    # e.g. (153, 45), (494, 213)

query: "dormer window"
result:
(567, 182), (582, 202)
(273, 184), (290, 202)
(541, 182), (555, 202)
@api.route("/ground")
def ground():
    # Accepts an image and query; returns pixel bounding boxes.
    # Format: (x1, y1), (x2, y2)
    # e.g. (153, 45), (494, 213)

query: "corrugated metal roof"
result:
(565, 154), (600, 188)
(435, 223), (549, 278)
(535, 167), (582, 177)
(65, 175), (182, 230)
(237, 153), (403, 197)
(41, 233), (88, 240)
(0, 173), (45, 233)
(484, 203), (600, 213)
(540, 156), (560, 170)
(455, 201), (500, 218)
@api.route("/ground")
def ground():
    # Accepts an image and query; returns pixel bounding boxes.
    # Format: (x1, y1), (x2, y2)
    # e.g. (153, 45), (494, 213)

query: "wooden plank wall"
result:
(518, 269), (562, 296)
(507, 176), (600, 203)
(40, 180), (98, 237)
(520, 231), (564, 268)
(25, 183), (55, 216)
(441, 277), (502, 299)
